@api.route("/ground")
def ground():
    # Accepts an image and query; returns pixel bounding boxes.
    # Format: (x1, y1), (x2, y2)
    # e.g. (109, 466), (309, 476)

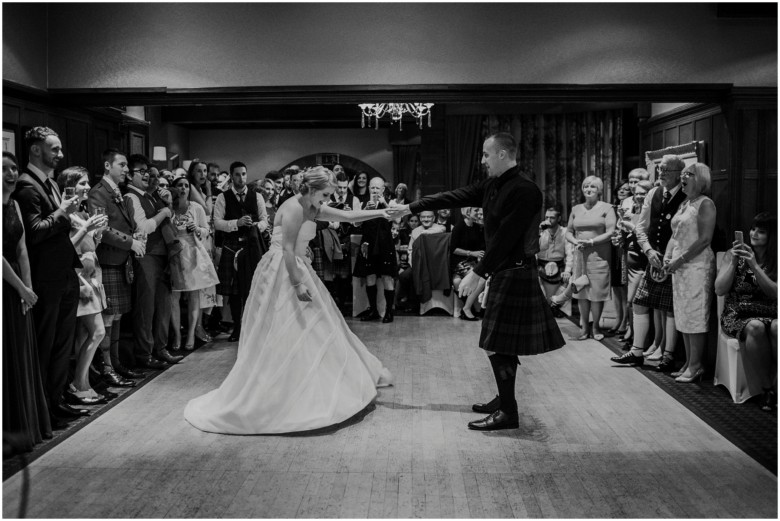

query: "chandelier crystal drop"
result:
(358, 103), (434, 130)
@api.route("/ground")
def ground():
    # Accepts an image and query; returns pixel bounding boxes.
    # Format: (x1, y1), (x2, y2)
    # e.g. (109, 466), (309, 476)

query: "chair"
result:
(713, 252), (768, 403)
(412, 233), (455, 316)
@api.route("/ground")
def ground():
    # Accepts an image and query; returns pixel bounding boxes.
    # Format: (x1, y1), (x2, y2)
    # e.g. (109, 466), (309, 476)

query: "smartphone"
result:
(735, 231), (744, 244)
(64, 187), (76, 198)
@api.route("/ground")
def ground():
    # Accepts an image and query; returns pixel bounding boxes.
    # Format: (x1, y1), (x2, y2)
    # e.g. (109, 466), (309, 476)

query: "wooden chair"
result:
(413, 233), (455, 316)
(713, 252), (769, 403)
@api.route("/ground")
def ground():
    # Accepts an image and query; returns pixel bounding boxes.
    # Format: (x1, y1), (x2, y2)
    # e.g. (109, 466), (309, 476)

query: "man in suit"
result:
(88, 149), (146, 387)
(12, 126), (89, 428)
(124, 154), (183, 369)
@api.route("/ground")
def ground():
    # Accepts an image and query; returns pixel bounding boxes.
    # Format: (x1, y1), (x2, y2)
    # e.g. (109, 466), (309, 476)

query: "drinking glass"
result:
(92, 207), (106, 241)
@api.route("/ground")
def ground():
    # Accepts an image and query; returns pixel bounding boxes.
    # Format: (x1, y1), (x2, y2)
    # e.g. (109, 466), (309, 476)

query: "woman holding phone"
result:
(663, 163), (716, 383)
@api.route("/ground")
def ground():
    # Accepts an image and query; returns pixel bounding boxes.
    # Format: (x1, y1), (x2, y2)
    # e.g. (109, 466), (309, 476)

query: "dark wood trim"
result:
(640, 103), (723, 128)
(44, 83), (736, 106)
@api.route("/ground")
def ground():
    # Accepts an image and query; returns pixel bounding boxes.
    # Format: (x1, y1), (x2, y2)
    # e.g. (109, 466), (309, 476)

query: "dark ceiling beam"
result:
(46, 83), (737, 107)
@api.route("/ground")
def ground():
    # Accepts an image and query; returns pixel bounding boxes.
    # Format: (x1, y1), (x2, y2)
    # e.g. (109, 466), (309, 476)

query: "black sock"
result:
(366, 284), (378, 310)
(383, 290), (395, 312)
(230, 299), (243, 331)
(488, 354), (518, 416)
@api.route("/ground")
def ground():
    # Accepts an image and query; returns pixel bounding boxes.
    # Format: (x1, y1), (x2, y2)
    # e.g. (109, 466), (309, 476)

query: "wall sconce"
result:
(152, 146), (167, 162)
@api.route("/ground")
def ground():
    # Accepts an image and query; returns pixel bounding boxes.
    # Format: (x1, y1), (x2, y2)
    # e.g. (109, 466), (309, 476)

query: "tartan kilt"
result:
(311, 246), (325, 280)
(632, 265), (674, 313)
(479, 266), (565, 356)
(102, 264), (132, 315)
(216, 247), (238, 296)
(333, 243), (352, 279)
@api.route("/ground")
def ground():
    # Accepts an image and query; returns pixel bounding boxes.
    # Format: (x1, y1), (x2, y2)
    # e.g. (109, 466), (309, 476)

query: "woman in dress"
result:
(609, 179), (631, 336)
(715, 212), (777, 409)
(393, 182), (410, 206)
(3, 151), (51, 451)
(169, 176), (220, 351)
(352, 171), (370, 209)
(185, 167), (393, 434)
(565, 175), (616, 341)
(663, 163), (716, 383)
(260, 178), (279, 248)
(451, 207), (486, 320)
(57, 167), (112, 404)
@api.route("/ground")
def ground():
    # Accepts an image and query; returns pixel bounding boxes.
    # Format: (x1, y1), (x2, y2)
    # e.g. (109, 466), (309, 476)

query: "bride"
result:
(184, 166), (393, 434)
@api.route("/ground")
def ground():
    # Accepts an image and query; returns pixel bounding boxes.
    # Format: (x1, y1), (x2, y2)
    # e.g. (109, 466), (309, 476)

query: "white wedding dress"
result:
(184, 220), (393, 434)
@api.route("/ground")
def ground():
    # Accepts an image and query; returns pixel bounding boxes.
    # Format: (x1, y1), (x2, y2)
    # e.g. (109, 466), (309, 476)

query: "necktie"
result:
(238, 191), (246, 203)
(663, 190), (671, 206)
(46, 178), (62, 205)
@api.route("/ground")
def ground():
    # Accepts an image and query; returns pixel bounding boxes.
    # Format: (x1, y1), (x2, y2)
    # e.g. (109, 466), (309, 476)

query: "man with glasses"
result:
(611, 155), (686, 371)
(124, 154), (184, 371)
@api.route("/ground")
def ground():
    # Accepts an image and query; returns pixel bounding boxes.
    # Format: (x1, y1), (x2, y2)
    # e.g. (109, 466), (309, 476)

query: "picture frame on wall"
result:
(3, 129), (16, 155)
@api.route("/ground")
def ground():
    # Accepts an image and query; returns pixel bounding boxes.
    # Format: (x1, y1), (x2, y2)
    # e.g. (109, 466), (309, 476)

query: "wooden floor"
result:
(3, 316), (777, 518)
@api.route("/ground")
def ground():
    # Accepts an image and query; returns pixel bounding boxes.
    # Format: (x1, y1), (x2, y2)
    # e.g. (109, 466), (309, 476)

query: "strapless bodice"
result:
(269, 220), (316, 256)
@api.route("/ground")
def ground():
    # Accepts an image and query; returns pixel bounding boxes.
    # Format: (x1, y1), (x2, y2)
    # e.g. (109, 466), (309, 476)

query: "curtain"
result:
(481, 110), (623, 219)
(392, 145), (419, 198)
(445, 115), (483, 189)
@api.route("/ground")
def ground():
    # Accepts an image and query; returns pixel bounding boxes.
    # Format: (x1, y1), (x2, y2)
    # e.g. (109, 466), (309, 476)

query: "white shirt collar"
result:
(103, 176), (119, 192)
(665, 183), (682, 198)
(26, 163), (51, 183)
(232, 186), (248, 196)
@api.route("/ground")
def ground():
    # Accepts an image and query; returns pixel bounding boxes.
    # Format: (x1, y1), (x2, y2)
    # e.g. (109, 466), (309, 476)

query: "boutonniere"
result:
(112, 192), (124, 206)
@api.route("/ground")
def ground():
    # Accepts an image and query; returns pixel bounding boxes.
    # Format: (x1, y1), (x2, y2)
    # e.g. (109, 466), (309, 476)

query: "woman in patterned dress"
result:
(715, 212), (777, 409)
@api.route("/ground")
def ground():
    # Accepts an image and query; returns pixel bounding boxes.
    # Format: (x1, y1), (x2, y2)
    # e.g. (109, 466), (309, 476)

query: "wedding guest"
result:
(213, 162), (268, 342)
(620, 168), (651, 213)
(663, 163), (716, 383)
(609, 179), (632, 336)
(451, 207), (486, 320)
(716, 212), (777, 410)
(352, 171), (370, 208)
(13, 127), (89, 426)
(397, 210), (446, 312)
(56, 167), (111, 405)
(435, 208), (454, 232)
(353, 177), (397, 322)
(565, 175), (616, 340)
(393, 183), (410, 206)
(188, 160), (213, 217)
(3, 151), (52, 447)
(278, 167), (303, 207)
(538, 207), (570, 317)
(169, 176), (220, 350)
(124, 155), (183, 367)
(88, 149), (146, 388)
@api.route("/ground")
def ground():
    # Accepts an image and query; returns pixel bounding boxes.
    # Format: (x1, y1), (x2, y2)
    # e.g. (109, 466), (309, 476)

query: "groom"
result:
(389, 132), (565, 430)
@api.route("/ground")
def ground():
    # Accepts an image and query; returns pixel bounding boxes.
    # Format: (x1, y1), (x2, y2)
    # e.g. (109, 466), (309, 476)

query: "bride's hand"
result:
(295, 283), (312, 302)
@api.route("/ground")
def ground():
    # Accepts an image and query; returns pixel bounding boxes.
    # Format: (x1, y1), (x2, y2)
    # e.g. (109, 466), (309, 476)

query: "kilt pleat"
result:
(479, 266), (565, 356)
(102, 264), (132, 315)
(631, 265), (674, 312)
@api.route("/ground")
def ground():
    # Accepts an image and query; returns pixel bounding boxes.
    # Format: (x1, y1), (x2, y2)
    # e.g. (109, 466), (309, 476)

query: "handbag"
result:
(550, 250), (590, 306)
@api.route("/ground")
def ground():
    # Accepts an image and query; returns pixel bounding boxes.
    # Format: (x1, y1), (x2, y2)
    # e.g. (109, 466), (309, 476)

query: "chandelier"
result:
(358, 103), (434, 130)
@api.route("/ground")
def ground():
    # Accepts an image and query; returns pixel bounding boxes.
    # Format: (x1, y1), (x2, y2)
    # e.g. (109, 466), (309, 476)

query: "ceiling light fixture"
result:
(358, 103), (434, 130)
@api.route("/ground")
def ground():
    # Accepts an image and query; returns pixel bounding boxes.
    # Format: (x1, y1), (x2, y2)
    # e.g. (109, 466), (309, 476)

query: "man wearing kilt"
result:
(213, 162), (268, 342)
(611, 155), (686, 371)
(389, 132), (565, 431)
(88, 149), (147, 387)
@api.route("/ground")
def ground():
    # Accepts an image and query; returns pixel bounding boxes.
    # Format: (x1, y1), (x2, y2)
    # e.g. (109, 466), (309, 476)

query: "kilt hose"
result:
(631, 264), (674, 313)
(479, 265), (565, 356)
(102, 263), (132, 315)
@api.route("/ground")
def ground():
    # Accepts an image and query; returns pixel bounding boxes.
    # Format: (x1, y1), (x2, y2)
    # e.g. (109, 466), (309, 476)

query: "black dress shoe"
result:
(468, 410), (519, 431)
(382, 310), (394, 323)
(657, 357), (676, 372)
(610, 352), (644, 366)
(155, 348), (184, 364)
(114, 363), (145, 380)
(55, 403), (89, 418)
(360, 308), (380, 321)
(228, 329), (241, 342)
(472, 395), (500, 414)
(101, 367), (137, 387)
(138, 357), (168, 370)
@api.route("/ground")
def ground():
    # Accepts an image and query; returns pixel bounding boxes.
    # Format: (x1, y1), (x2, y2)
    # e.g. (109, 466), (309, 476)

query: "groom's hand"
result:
(458, 270), (484, 298)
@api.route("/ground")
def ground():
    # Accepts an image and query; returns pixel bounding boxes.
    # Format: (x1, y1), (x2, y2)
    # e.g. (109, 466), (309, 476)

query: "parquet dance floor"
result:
(3, 317), (777, 518)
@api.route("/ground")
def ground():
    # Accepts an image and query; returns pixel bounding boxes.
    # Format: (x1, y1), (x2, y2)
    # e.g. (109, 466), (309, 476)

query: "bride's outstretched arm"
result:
(281, 207), (312, 301)
(317, 204), (388, 224)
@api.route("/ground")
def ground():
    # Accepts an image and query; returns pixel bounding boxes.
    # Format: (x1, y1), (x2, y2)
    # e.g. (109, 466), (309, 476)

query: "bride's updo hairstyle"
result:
(299, 166), (337, 195)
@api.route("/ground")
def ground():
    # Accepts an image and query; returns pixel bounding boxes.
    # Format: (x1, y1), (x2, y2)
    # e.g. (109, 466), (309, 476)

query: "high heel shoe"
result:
(675, 368), (704, 383)
(194, 328), (212, 343)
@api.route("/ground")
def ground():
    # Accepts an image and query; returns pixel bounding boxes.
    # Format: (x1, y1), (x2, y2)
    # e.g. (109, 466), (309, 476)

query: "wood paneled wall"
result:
(639, 98), (777, 246)
(3, 89), (147, 179)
